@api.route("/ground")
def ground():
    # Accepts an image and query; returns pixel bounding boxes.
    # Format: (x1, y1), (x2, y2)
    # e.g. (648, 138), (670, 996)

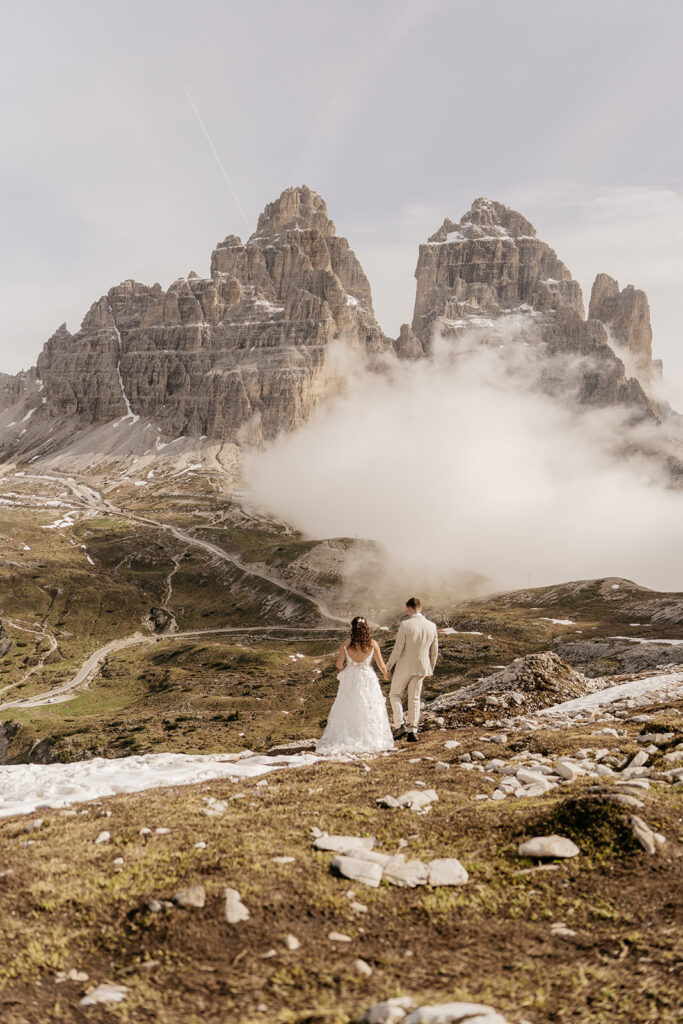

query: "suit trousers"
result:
(389, 668), (425, 730)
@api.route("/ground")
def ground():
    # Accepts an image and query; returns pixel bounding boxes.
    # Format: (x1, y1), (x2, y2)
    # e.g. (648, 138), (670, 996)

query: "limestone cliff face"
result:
(0, 188), (674, 464)
(412, 197), (584, 343)
(588, 274), (653, 384)
(412, 198), (658, 419)
(25, 186), (389, 445)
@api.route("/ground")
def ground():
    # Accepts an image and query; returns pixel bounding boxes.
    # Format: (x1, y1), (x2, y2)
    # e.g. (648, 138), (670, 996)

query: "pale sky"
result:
(1, 0), (681, 399)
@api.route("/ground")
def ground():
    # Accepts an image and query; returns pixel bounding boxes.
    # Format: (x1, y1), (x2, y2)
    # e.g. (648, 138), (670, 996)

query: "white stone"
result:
(491, 790), (506, 801)
(364, 997), (415, 1024)
(94, 831), (110, 844)
(629, 816), (657, 854)
(516, 769), (548, 786)
(378, 790), (438, 812)
(314, 834), (375, 853)
(80, 984), (128, 1006)
(174, 884), (205, 909)
(517, 835), (580, 859)
(628, 751), (649, 768)
(383, 859), (429, 888)
(272, 855), (295, 864)
(353, 958), (374, 977)
(331, 855), (384, 888)
(555, 761), (581, 781)
(224, 887), (249, 923)
(328, 931), (352, 942)
(285, 934), (300, 950)
(428, 859), (469, 886)
(444, 740), (460, 749)
(404, 1002), (508, 1024)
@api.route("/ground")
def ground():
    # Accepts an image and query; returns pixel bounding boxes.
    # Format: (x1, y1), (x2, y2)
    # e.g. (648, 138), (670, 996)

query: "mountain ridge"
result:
(0, 187), (679, 473)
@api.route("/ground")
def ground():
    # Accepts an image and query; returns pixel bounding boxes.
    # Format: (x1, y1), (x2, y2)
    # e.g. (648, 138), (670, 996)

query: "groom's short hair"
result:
(406, 597), (422, 611)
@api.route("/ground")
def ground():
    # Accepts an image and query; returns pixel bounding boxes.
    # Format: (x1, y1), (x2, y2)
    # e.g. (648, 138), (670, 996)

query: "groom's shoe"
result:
(393, 725), (407, 740)
(406, 730), (419, 743)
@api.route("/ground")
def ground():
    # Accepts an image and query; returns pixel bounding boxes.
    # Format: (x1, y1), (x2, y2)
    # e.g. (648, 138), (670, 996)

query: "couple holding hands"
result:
(316, 597), (438, 754)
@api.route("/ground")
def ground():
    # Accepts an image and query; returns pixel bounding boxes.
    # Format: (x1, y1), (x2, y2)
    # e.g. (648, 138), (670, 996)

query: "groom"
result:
(386, 597), (438, 743)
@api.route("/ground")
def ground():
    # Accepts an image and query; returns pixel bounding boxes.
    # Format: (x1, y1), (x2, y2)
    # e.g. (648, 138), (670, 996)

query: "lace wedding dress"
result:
(316, 648), (394, 754)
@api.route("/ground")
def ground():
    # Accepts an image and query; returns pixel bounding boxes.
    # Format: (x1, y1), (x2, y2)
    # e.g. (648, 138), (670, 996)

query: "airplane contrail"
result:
(183, 84), (251, 235)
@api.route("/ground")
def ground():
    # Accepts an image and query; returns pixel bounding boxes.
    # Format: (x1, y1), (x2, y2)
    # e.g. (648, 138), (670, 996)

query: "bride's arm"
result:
(335, 642), (349, 670)
(372, 641), (390, 681)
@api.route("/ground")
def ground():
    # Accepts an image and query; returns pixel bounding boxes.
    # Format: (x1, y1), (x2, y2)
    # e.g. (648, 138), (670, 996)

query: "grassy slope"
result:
(0, 714), (681, 1024)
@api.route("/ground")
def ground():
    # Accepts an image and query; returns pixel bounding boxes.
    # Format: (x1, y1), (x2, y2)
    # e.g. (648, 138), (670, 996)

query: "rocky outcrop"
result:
(588, 274), (653, 384)
(4, 186), (390, 450)
(428, 652), (589, 719)
(0, 620), (11, 656)
(412, 198), (659, 419)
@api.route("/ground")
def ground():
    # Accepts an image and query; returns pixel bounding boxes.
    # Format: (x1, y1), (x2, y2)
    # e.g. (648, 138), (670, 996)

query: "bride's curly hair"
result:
(349, 615), (372, 650)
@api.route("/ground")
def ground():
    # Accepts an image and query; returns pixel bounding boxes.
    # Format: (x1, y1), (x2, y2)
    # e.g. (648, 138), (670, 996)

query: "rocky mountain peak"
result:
(588, 273), (653, 383)
(0, 185), (389, 459)
(414, 198), (583, 342)
(428, 197), (538, 244)
(253, 185), (335, 239)
(411, 197), (663, 423)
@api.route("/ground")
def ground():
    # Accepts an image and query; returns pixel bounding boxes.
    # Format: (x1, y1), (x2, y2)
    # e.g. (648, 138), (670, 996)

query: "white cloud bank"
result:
(244, 328), (683, 594)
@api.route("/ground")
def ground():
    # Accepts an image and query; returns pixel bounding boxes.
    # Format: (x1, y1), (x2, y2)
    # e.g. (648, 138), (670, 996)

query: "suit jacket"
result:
(387, 614), (439, 677)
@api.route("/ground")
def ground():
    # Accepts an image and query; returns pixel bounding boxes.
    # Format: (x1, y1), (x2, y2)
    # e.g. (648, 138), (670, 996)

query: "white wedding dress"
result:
(316, 648), (394, 755)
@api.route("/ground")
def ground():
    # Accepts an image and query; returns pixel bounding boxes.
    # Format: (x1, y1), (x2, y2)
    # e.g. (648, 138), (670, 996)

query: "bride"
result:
(316, 616), (394, 754)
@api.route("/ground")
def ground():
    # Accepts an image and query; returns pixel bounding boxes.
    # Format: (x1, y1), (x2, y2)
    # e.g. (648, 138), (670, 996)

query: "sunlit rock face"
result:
(411, 197), (658, 419)
(23, 185), (389, 445)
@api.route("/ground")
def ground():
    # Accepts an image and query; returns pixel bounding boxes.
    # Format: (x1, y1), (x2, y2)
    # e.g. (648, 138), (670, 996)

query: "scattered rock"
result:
(377, 790), (438, 812)
(202, 797), (229, 817)
(383, 860), (429, 888)
(404, 1003), (509, 1024)
(629, 815), (661, 854)
(352, 957), (373, 977)
(272, 855), (295, 864)
(427, 858), (469, 886)
(267, 739), (318, 756)
(363, 997), (415, 1023)
(174, 884), (206, 909)
(314, 834), (375, 853)
(627, 750), (649, 768)
(517, 835), (580, 860)
(550, 922), (577, 939)
(80, 983), (128, 1006)
(94, 831), (110, 845)
(331, 854), (383, 888)
(55, 968), (89, 984)
(224, 887), (249, 923)
(285, 934), (300, 951)
(328, 931), (352, 942)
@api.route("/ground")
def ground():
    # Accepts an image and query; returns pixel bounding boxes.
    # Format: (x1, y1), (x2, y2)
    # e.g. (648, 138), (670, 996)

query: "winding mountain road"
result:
(47, 474), (348, 625)
(0, 624), (344, 712)
(0, 471), (350, 712)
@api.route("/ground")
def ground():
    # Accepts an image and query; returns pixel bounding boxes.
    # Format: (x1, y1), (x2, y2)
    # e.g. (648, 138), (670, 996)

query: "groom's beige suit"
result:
(386, 612), (438, 731)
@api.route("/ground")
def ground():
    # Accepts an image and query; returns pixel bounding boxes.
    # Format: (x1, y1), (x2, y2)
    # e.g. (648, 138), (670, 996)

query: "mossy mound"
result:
(533, 794), (642, 860)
